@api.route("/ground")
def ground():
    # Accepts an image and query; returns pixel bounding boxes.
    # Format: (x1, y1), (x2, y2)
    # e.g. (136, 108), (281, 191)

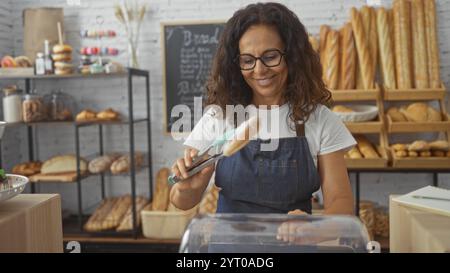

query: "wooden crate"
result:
(382, 84), (447, 101)
(0, 67), (34, 76)
(390, 148), (450, 169)
(345, 146), (389, 169)
(345, 118), (383, 134)
(331, 86), (380, 101)
(385, 114), (450, 133)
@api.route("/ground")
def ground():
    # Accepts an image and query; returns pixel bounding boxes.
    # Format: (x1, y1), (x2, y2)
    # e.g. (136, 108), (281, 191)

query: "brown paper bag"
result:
(23, 7), (64, 62)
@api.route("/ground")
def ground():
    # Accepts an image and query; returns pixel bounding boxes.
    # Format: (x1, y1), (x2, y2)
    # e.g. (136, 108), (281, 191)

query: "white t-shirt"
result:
(184, 103), (356, 167)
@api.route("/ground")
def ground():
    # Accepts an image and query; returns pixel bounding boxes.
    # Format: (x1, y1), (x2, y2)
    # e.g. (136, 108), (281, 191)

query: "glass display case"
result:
(180, 213), (373, 253)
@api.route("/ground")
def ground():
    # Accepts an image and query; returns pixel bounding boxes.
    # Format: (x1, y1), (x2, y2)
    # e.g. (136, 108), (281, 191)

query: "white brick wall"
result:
(1, 0), (449, 213)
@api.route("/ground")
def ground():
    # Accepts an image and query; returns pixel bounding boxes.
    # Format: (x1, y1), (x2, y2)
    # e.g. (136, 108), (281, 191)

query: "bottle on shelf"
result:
(35, 52), (45, 75)
(44, 40), (54, 75)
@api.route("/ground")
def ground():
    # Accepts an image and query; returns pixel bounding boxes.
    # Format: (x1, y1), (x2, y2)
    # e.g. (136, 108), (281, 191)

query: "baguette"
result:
(351, 8), (374, 89)
(411, 0), (430, 88)
(408, 140), (429, 151)
(424, 0), (441, 88)
(116, 196), (149, 232)
(393, 0), (413, 89)
(339, 23), (356, 90)
(369, 7), (378, 77)
(347, 146), (363, 159)
(319, 25), (331, 65)
(309, 35), (319, 52)
(355, 135), (379, 159)
(151, 168), (171, 211)
(377, 8), (396, 89)
(103, 195), (132, 229)
(408, 151), (418, 157)
(84, 198), (118, 232)
(199, 185), (220, 214)
(324, 30), (340, 89)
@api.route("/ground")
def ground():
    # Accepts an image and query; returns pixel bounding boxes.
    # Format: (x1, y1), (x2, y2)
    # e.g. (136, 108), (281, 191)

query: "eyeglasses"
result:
(236, 49), (285, 71)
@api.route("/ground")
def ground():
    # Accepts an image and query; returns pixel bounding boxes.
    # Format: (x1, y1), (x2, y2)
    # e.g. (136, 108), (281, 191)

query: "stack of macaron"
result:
(52, 43), (74, 75)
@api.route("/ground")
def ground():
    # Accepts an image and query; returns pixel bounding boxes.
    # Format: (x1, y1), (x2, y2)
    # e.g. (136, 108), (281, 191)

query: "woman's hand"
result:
(170, 147), (215, 210)
(171, 148), (214, 191)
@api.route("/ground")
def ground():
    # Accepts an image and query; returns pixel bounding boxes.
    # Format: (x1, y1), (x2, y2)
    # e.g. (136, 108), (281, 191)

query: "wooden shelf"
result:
(390, 148), (450, 169)
(345, 119), (383, 134)
(331, 88), (379, 101)
(382, 84), (447, 101)
(386, 115), (450, 133)
(345, 146), (389, 169)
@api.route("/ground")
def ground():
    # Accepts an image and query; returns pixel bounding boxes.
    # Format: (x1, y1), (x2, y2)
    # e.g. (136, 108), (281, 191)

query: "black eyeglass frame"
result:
(236, 49), (286, 71)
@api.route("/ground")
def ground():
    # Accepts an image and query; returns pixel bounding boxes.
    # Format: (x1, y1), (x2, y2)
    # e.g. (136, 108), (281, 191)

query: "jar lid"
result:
(2, 85), (21, 96)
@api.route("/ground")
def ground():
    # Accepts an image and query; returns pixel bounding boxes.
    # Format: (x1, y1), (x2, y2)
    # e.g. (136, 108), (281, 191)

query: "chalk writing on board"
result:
(163, 23), (225, 133)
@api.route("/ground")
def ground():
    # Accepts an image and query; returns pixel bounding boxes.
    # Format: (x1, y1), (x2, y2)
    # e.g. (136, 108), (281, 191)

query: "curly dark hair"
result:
(205, 2), (331, 123)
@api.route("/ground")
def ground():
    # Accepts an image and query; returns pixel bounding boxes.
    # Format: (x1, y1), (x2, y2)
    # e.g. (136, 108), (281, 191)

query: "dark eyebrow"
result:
(239, 48), (282, 56)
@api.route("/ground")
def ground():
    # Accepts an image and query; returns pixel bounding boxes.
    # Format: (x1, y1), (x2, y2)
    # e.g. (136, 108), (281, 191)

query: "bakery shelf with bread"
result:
(389, 139), (450, 169)
(385, 102), (450, 133)
(27, 154), (90, 183)
(332, 103), (383, 134)
(345, 134), (389, 169)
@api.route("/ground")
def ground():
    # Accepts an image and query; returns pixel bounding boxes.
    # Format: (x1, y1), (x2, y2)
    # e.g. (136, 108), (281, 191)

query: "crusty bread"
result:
(339, 23), (356, 90)
(392, 143), (407, 151)
(116, 196), (149, 231)
(347, 146), (363, 159)
(332, 105), (354, 113)
(199, 184), (220, 214)
(393, 0), (413, 89)
(319, 25), (331, 66)
(104, 195), (132, 228)
(395, 150), (407, 158)
(408, 140), (430, 152)
(110, 152), (144, 175)
(419, 151), (431, 157)
(151, 168), (171, 211)
(309, 35), (319, 52)
(429, 140), (449, 151)
(386, 107), (407, 122)
(41, 155), (87, 174)
(351, 7), (374, 89)
(84, 198), (118, 232)
(400, 103), (428, 122)
(427, 105), (442, 122)
(424, 0), (441, 88)
(324, 30), (340, 89)
(97, 108), (120, 121)
(408, 151), (419, 157)
(88, 154), (121, 174)
(377, 8), (396, 89)
(411, 0), (430, 88)
(76, 109), (97, 122)
(12, 161), (42, 176)
(355, 135), (379, 159)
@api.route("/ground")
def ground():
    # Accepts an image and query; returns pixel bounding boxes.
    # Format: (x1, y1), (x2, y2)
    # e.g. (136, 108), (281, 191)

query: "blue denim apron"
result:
(215, 123), (321, 214)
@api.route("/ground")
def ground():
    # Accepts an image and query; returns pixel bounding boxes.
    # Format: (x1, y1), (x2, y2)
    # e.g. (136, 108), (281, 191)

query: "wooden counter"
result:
(0, 194), (63, 253)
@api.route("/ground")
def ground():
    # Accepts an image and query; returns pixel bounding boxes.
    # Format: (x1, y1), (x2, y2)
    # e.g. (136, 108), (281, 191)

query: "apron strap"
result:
(295, 123), (305, 137)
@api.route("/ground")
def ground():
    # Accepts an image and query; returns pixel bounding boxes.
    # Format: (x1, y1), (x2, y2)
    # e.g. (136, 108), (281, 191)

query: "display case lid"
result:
(180, 213), (372, 253)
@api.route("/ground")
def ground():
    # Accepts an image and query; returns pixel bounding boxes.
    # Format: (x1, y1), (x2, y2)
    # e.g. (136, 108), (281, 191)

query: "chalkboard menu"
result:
(162, 21), (225, 133)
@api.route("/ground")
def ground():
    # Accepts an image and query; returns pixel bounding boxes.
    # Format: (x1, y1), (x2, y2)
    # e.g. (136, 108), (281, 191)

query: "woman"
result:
(170, 2), (355, 215)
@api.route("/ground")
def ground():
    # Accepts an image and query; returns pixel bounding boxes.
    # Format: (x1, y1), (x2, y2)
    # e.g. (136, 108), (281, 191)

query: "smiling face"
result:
(238, 24), (288, 106)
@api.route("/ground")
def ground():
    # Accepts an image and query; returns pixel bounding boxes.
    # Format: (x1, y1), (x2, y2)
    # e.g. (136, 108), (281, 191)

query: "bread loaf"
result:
(351, 8), (374, 89)
(419, 151), (431, 157)
(88, 154), (121, 174)
(427, 106), (442, 122)
(199, 185), (220, 214)
(386, 107), (407, 122)
(104, 195), (132, 228)
(411, 0), (430, 88)
(97, 108), (120, 121)
(429, 140), (449, 151)
(116, 196), (149, 231)
(408, 140), (429, 151)
(151, 168), (171, 211)
(76, 109), (97, 122)
(377, 8), (396, 89)
(41, 155), (87, 174)
(408, 151), (419, 157)
(309, 35), (319, 52)
(369, 7), (378, 77)
(319, 25), (331, 65)
(84, 198), (118, 232)
(339, 23), (356, 90)
(393, 0), (413, 89)
(400, 103), (428, 122)
(355, 135), (379, 158)
(12, 161), (42, 176)
(395, 150), (407, 158)
(324, 30), (340, 89)
(110, 152), (144, 175)
(392, 143), (407, 151)
(424, 0), (441, 88)
(347, 146), (363, 159)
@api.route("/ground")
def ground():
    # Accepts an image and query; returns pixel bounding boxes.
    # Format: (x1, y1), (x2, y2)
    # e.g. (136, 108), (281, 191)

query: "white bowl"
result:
(333, 105), (379, 122)
(0, 174), (29, 203)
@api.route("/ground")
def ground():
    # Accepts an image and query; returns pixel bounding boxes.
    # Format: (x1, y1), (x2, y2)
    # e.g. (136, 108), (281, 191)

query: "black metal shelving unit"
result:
(0, 68), (153, 239)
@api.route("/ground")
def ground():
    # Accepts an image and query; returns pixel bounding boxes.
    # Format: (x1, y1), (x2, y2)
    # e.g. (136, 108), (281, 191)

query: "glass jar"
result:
(35, 52), (45, 75)
(43, 90), (76, 121)
(2, 86), (23, 123)
(22, 92), (47, 122)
